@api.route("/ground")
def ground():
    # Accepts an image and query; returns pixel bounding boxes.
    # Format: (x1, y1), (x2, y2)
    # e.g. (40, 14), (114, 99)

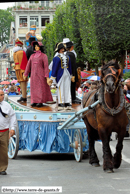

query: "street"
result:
(1, 135), (130, 194)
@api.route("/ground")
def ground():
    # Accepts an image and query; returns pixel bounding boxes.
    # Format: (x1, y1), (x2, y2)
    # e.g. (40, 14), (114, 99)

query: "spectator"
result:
(16, 86), (21, 95)
(123, 81), (130, 103)
(8, 86), (18, 95)
(89, 81), (98, 91)
(0, 90), (17, 175)
(83, 80), (91, 92)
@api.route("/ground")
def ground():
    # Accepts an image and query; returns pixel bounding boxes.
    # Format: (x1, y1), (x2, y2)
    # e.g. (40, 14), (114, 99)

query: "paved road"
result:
(1, 136), (130, 194)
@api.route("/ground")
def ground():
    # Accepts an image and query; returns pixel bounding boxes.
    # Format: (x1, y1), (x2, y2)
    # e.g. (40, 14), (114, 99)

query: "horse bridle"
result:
(102, 66), (121, 86)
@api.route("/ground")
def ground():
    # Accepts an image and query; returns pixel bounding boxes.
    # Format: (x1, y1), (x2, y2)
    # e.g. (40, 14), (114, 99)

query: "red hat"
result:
(15, 38), (23, 46)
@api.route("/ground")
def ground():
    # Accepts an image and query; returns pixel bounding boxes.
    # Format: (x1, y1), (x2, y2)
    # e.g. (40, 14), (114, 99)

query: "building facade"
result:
(13, 1), (65, 42)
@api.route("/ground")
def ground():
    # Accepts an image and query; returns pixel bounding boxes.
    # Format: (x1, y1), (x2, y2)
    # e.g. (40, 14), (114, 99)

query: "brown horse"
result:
(82, 60), (128, 173)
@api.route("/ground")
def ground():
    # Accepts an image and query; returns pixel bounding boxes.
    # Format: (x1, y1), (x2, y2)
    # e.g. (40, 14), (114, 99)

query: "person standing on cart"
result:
(50, 43), (74, 110)
(0, 90), (17, 175)
(63, 38), (79, 103)
(23, 41), (53, 107)
(13, 38), (28, 102)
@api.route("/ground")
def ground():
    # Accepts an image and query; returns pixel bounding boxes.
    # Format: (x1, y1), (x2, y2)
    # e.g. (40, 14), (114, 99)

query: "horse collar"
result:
(98, 85), (125, 116)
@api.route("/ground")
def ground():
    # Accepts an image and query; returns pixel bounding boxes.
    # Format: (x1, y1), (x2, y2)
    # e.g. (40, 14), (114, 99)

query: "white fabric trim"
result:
(59, 53), (68, 67)
(71, 50), (77, 58)
(13, 46), (23, 53)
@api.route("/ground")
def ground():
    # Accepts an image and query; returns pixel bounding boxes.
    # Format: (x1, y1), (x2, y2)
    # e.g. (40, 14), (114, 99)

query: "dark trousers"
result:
(71, 81), (76, 101)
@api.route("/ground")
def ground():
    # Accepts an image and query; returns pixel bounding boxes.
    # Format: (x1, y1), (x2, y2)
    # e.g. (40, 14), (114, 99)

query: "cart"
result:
(7, 95), (99, 162)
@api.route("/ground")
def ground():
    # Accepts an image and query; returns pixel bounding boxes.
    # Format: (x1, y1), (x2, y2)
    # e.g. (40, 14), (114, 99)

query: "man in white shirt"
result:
(0, 90), (17, 175)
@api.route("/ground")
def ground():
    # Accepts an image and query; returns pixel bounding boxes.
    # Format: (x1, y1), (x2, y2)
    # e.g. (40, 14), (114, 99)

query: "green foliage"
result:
(41, 0), (130, 69)
(94, 0), (130, 67)
(123, 71), (130, 80)
(0, 9), (14, 48)
(75, 0), (101, 67)
(41, 0), (85, 65)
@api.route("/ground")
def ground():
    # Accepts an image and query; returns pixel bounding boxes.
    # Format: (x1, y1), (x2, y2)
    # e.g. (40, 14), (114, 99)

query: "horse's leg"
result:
(99, 129), (113, 172)
(113, 129), (126, 169)
(84, 117), (100, 167)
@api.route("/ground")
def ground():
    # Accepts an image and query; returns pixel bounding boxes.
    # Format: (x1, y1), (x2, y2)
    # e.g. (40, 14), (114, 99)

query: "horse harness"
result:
(98, 85), (125, 116)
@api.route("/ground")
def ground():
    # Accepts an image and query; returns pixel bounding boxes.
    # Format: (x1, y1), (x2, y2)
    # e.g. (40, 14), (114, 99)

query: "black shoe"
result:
(17, 97), (27, 102)
(31, 103), (37, 107)
(58, 103), (65, 107)
(65, 103), (71, 107)
(0, 171), (7, 175)
(58, 103), (65, 111)
(36, 103), (43, 107)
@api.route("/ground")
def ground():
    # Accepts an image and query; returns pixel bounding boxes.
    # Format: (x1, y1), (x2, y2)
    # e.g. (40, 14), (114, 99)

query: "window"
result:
(19, 16), (27, 27)
(46, 1), (49, 7)
(41, 16), (50, 26)
(30, 16), (39, 27)
(41, 1), (45, 7)
(54, 0), (62, 3)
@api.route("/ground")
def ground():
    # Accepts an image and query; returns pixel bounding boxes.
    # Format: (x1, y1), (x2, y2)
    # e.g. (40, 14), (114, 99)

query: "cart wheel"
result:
(8, 122), (19, 159)
(74, 129), (83, 162)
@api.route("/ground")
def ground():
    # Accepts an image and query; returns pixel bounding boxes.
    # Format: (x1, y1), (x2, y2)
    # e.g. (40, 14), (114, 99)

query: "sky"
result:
(0, 3), (15, 10)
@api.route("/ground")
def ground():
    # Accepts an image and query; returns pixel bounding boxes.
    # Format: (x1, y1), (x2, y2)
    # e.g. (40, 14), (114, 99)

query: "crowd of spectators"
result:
(0, 83), (21, 96)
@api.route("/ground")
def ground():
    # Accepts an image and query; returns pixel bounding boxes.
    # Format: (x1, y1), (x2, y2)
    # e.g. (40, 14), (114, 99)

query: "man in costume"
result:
(63, 38), (79, 103)
(26, 25), (37, 47)
(23, 41), (53, 107)
(50, 43), (74, 110)
(13, 38), (28, 102)
(0, 90), (17, 175)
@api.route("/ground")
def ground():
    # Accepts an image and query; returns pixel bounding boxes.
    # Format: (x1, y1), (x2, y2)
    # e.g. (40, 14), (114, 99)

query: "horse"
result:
(82, 60), (128, 173)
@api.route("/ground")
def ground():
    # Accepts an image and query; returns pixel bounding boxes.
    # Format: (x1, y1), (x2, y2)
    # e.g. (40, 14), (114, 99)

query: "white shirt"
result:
(0, 101), (17, 131)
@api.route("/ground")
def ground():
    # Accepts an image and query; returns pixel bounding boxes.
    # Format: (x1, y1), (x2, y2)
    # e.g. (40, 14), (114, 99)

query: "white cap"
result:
(63, 38), (70, 43)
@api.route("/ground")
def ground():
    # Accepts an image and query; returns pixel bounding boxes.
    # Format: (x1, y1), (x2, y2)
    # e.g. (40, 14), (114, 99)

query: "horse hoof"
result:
(91, 163), (100, 167)
(104, 169), (114, 173)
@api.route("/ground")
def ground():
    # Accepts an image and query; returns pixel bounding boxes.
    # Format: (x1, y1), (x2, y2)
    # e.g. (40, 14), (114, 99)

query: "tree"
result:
(75, 0), (101, 71)
(94, 0), (130, 68)
(0, 9), (14, 48)
(41, 0), (86, 66)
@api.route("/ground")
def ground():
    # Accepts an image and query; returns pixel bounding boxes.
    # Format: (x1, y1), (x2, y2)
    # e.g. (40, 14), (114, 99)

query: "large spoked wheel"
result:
(8, 122), (19, 159)
(74, 129), (83, 162)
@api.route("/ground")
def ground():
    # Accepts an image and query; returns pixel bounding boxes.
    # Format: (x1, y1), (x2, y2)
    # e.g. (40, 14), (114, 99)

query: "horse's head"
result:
(101, 60), (122, 93)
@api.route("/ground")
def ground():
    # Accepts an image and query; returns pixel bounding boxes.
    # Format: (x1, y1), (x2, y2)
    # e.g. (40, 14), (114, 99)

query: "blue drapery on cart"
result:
(18, 121), (89, 153)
